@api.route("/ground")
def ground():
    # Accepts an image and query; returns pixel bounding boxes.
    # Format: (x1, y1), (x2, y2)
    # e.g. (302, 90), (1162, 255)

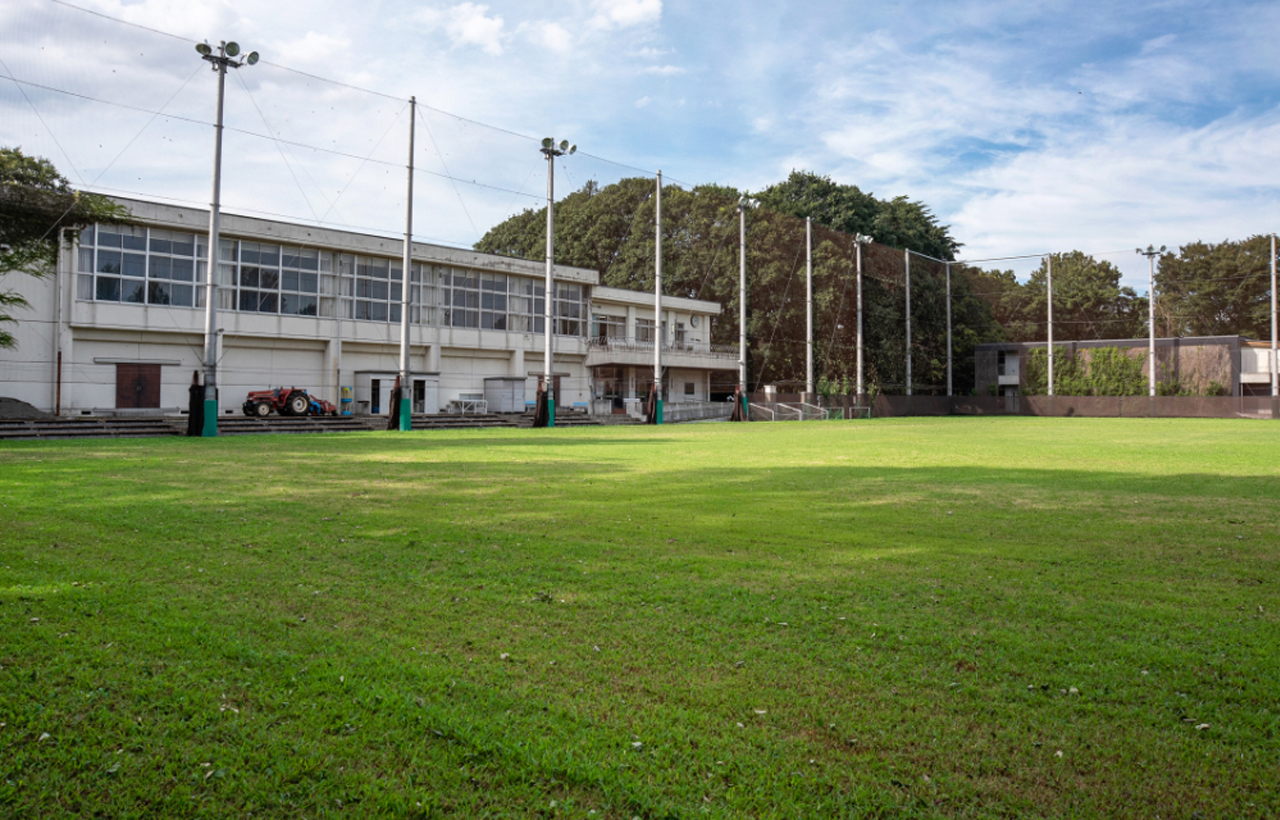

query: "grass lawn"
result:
(1, 417), (1277, 818)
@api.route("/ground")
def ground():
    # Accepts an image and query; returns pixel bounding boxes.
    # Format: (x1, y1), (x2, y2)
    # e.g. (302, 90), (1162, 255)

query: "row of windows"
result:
(74, 224), (589, 335)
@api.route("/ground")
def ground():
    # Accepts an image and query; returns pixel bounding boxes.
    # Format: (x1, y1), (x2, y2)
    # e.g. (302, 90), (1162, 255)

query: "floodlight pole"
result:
(397, 96), (416, 432)
(1137, 245), (1164, 398)
(653, 170), (663, 424)
(538, 138), (576, 428)
(198, 39), (256, 437)
(855, 234), (871, 399)
(945, 261), (952, 397)
(904, 249), (912, 396)
(805, 217), (813, 398)
(1047, 254), (1054, 397)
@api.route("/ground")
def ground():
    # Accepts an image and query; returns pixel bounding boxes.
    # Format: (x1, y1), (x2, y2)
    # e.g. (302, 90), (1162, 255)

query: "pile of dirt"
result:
(0, 397), (52, 420)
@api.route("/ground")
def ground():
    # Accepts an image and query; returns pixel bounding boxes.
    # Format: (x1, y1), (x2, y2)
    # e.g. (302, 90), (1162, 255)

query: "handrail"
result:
(586, 338), (738, 358)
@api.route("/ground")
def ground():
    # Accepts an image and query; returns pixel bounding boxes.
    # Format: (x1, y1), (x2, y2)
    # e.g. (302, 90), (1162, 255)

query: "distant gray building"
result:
(975, 336), (1274, 397)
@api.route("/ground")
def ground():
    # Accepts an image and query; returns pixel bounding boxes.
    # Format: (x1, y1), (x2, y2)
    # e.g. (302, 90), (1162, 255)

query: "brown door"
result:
(116, 364), (161, 408)
(553, 375), (561, 407)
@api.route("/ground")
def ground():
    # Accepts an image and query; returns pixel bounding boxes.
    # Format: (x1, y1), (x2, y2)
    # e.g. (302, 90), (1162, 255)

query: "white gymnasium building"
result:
(1, 197), (736, 419)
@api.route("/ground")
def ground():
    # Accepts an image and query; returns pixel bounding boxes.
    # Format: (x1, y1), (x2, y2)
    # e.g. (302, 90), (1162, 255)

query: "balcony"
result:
(585, 338), (738, 370)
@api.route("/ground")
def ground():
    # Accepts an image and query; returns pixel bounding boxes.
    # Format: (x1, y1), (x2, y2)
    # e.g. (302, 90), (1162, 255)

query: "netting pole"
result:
(905, 249), (912, 396)
(1271, 233), (1277, 410)
(805, 217), (813, 398)
(653, 170), (663, 424)
(856, 235), (870, 399)
(738, 200), (748, 400)
(946, 261), (952, 397)
(397, 96), (416, 432)
(1047, 253), (1054, 398)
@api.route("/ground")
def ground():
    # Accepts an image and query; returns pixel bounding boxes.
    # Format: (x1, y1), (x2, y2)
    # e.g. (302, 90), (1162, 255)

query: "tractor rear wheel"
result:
(286, 392), (310, 416)
(254, 401), (271, 417)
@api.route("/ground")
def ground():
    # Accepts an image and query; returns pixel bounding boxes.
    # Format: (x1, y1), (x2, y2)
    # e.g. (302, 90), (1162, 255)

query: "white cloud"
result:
(640, 65), (685, 76)
(272, 31), (352, 67)
(413, 3), (506, 56)
(589, 0), (661, 31)
(635, 96), (651, 108)
(524, 21), (573, 53)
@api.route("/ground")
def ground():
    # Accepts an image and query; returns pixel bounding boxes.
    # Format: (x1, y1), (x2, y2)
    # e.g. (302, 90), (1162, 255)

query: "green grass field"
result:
(1, 417), (1277, 818)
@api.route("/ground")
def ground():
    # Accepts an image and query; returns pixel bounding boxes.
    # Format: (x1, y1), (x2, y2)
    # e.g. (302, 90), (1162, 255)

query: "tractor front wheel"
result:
(286, 392), (310, 416)
(254, 401), (271, 417)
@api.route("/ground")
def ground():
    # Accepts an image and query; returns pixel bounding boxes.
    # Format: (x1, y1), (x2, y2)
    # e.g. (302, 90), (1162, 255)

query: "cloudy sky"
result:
(2, 0), (1277, 288)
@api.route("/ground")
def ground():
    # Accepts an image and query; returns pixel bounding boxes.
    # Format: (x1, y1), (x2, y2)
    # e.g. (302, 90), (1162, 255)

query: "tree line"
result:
(476, 171), (1275, 396)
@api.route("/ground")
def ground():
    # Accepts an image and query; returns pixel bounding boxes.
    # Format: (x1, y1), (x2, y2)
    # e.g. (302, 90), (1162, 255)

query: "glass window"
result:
(147, 281), (171, 305)
(123, 279), (146, 303)
(121, 226), (147, 251)
(150, 256), (171, 280)
(97, 250), (122, 275)
(171, 285), (193, 307)
(96, 277), (120, 301)
(171, 259), (194, 281)
(122, 253), (146, 277)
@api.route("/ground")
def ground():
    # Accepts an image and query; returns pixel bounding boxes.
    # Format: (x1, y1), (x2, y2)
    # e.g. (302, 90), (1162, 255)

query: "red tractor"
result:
(242, 387), (338, 418)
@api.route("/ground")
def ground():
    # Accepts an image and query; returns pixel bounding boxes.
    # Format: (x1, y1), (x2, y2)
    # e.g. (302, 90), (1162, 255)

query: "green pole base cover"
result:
(742, 395), (749, 420)
(548, 398), (555, 428)
(655, 398), (663, 425)
(399, 398), (413, 432)
(201, 399), (218, 437)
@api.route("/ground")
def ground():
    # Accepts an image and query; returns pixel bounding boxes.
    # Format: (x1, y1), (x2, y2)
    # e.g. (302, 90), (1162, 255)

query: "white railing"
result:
(448, 397), (488, 414)
(587, 338), (738, 359)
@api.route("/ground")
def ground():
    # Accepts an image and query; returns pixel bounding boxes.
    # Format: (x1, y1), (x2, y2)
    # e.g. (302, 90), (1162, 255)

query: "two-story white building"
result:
(1, 197), (736, 419)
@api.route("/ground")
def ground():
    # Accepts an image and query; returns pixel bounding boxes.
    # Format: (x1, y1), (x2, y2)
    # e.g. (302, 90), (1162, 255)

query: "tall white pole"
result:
(739, 203), (748, 400)
(654, 170), (663, 423)
(904, 249), (912, 396)
(945, 262), (952, 397)
(398, 97), (416, 432)
(1047, 254), (1054, 397)
(544, 149), (555, 425)
(200, 44), (233, 437)
(856, 239), (864, 398)
(805, 217), (813, 397)
(1271, 233), (1277, 402)
(1149, 252), (1156, 398)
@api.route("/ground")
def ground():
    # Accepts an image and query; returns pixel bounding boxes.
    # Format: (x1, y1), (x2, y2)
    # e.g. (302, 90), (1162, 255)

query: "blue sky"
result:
(2, 0), (1277, 289)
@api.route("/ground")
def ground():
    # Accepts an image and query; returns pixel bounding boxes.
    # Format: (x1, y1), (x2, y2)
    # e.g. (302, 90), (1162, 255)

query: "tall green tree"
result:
(1156, 236), (1274, 338)
(0, 147), (128, 348)
(754, 170), (960, 261)
(1020, 251), (1142, 342)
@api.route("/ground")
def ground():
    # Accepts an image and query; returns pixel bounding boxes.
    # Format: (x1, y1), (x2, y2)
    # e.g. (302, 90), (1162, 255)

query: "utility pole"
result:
(1137, 245), (1166, 398)
(538, 138), (576, 427)
(196, 40), (258, 437)
(805, 217), (813, 399)
(653, 170), (663, 424)
(398, 97), (416, 432)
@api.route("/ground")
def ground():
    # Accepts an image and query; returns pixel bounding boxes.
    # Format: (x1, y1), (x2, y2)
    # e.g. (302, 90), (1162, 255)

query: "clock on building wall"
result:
(690, 315), (700, 328)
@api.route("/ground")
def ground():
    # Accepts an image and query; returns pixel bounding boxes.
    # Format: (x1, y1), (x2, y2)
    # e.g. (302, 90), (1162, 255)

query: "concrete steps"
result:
(0, 418), (180, 441)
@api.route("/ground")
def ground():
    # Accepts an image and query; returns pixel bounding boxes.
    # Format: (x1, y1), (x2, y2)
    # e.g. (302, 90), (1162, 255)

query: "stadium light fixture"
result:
(196, 39), (258, 437)
(1136, 245), (1166, 398)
